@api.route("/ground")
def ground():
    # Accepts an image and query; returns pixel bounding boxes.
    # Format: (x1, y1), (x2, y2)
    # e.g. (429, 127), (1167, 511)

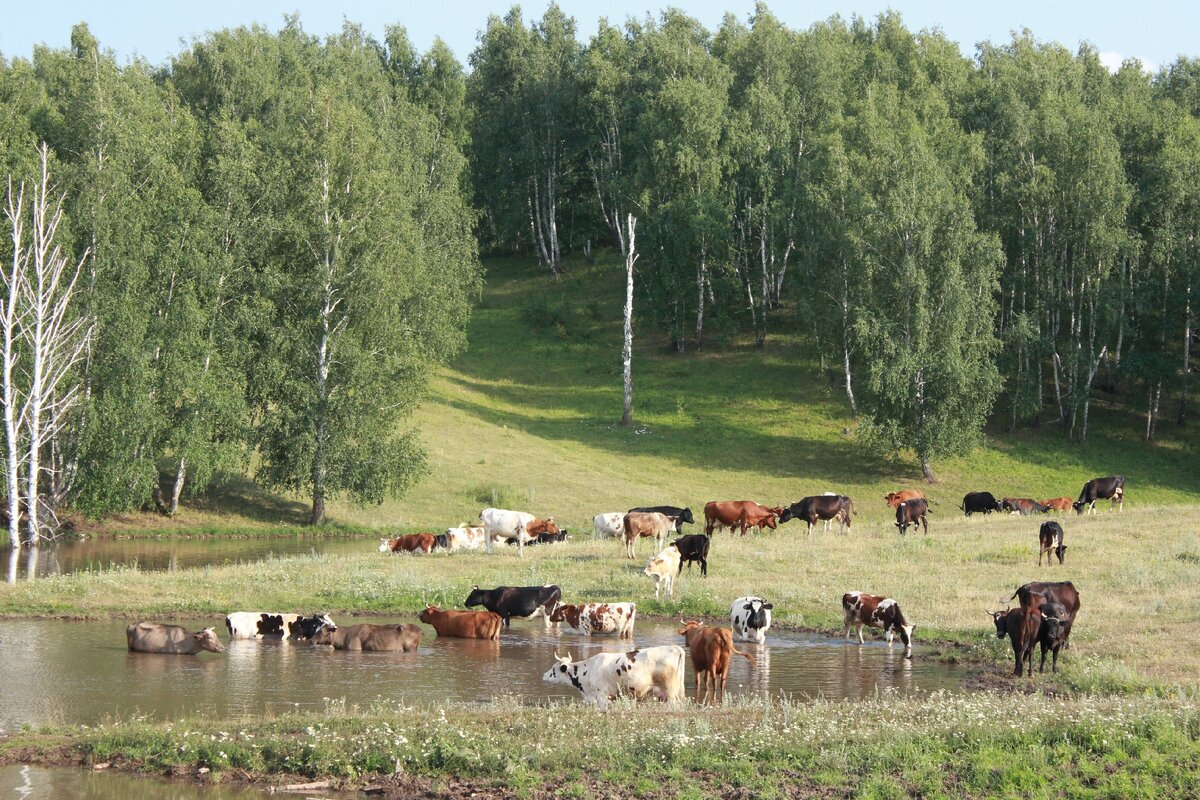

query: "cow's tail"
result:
(734, 647), (756, 666)
(848, 498), (857, 517)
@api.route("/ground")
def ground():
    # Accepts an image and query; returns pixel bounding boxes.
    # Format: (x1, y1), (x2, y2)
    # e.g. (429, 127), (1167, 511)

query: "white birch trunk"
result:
(2, 178), (27, 548)
(621, 215), (637, 426)
(1181, 284), (1192, 426)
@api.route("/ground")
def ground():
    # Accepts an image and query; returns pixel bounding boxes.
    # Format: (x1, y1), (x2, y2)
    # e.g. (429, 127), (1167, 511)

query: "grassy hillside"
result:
(322, 250), (1198, 530)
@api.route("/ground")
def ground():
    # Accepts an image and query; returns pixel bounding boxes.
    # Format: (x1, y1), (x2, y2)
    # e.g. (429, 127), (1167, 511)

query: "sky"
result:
(2, 1), (1196, 74)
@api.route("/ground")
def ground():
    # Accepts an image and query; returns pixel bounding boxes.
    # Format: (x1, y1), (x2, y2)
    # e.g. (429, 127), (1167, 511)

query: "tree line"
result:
(468, 4), (1200, 478)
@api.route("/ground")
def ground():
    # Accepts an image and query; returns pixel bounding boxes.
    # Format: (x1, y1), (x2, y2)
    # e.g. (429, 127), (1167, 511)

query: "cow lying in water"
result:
(311, 623), (422, 652)
(418, 605), (502, 640)
(127, 622), (225, 655)
(225, 612), (335, 640)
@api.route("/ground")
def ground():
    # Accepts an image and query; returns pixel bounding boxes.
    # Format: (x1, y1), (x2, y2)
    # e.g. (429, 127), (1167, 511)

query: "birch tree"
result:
(621, 214), (636, 425)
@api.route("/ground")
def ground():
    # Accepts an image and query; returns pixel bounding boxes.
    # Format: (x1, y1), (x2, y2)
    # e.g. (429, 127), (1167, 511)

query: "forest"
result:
(0, 3), (1197, 545)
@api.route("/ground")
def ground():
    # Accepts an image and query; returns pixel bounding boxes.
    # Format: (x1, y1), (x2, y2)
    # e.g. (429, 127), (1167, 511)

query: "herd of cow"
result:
(120, 474), (1122, 703)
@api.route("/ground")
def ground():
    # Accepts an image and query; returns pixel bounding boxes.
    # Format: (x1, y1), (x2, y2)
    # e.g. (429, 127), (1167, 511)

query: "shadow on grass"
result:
(188, 473), (312, 526)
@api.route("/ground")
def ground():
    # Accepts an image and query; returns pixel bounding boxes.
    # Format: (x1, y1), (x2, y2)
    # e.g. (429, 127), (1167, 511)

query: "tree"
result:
(621, 214), (636, 425)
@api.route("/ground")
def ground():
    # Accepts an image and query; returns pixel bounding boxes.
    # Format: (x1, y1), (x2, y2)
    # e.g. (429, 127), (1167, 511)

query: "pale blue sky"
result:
(2, 1), (1194, 73)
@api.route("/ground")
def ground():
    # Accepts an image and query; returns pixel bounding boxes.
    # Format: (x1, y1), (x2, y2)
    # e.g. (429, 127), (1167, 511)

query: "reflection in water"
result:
(0, 764), (270, 799)
(6, 547), (16, 584)
(0, 618), (966, 730)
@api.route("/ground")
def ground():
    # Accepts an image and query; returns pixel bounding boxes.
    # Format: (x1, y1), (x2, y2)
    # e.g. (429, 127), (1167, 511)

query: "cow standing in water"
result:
(1073, 476), (1125, 514)
(842, 592), (915, 658)
(127, 623), (225, 655)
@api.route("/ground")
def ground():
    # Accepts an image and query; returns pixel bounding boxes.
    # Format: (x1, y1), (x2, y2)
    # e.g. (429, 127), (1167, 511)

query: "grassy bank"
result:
(4, 694), (1199, 798)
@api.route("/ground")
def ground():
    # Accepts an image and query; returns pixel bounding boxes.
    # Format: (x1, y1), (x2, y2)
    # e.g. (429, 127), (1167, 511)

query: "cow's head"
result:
(743, 599), (773, 629)
(194, 627), (225, 653)
(763, 512), (780, 530)
(1056, 544), (1068, 564)
(464, 586), (485, 607)
(1072, 501), (1087, 514)
(989, 609), (1009, 639)
(311, 626), (336, 646)
(378, 538), (393, 553)
(678, 508), (695, 525)
(418, 605), (440, 623)
(542, 651), (579, 687)
(885, 492), (898, 505)
(677, 620), (704, 636)
(547, 602), (568, 623)
(778, 505), (799, 524)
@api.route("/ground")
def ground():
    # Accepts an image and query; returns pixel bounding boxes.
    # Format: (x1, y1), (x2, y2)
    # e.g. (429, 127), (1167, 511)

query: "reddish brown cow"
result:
(1041, 497), (1073, 512)
(379, 533), (436, 554)
(703, 501), (779, 536)
(678, 620), (754, 704)
(523, 518), (561, 540)
(418, 605), (502, 640)
(885, 490), (925, 509)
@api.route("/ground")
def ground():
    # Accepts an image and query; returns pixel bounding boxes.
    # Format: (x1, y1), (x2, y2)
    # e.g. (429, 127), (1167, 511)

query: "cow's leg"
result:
(700, 556), (707, 578)
(857, 624), (865, 645)
(1039, 642), (1048, 673)
(1052, 645), (1060, 673)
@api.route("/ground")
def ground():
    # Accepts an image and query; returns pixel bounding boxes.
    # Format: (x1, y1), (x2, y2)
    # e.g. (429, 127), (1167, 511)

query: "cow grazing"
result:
(703, 500), (778, 537)
(533, 529), (569, 544)
(379, 533), (436, 554)
(671, 534), (711, 577)
(1007, 581), (1081, 650)
(623, 511), (675, 558)
(432, 533), (451, 551)
(593, 512), (625, 539)
(629, 506), (695, 533)
(779, 495), (855, 534)
(287, 614), (336, 641)
(1038, 521), (1067, 566)
(1074, 476), (1125, 514)
(464, 585), (562, 627)
(418, 605), (502, 640)
(127, 623), (224, 655)
(961, 491), (1003, 516)
(989, 605), (1042, 676)
(524, 517), (562, 543)
(1036, 602), (1071, 673)
(885, 490), (925, 508)
(842, 592), (914, 658)
(644, 545), (682, 599)
(225, 612), (332, 641)
(549, 602), (637, 638)
(1001, 498), (1050, 516)
(730, 596), (773, 643)
(542, 645), (686, 709)
(1041, 497), (1074, 512)
(893, 498), (930, 535)
(311, 623), (422, 652)
(445, 525), (487, 551)
(678, 621), (755, 704)
(479, 507), (536, 556)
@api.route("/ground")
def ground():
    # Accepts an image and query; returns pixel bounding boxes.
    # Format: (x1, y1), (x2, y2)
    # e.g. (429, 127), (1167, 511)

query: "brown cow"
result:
(311, 623), (422, 652)
(1041, 497), (1073, 512)
(989, 605), (1043, 676)
(127, 622), (225, 655)
(678, 620), (754, 704)
(623, 511), (675, 558)
(885, 490), (925, 509)
(418, 605), (502, 640)
(379, 534), (436, 554)
(842, 592), (915, 657)
(703, 501), (779, 536)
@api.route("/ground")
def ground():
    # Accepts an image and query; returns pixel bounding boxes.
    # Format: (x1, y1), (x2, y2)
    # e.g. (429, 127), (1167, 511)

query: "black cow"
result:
(464, 585), (562, 627)
(1001, 498), (1051, 515)
(432, 533), (451, 550)
(961, 491), (1003, 516)
(1036, 602), (1071, 673)
(672, 534), (711, 577)
(1038, 521), (1066, 566)
(780, 495), (855, 534)
(535, 529), (569, 544)
(1008, 581), (1080, 650)
(1074, 476), (1125, 515)
(287, 614), (336, 640)
(894, 498), (929, 535)
(990, 605), (1043, 676)
(629, 506), (694, 533)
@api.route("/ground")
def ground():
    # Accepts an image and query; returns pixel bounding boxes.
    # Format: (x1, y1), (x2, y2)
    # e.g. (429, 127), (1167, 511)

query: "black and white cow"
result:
(464, 585), (562, 627)
(730, 596), (773, 643)
(1073, 476), (1125, 514)
(287, 614), (337, 640)
(842, 592), (914, 658)
(226, 612), (334, 641)
(1038, 521), (1067, 566)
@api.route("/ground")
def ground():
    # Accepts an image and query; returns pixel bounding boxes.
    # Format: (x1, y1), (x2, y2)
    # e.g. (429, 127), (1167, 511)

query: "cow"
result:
(644, 545), (682, 599)
(418, 605), (502, 640)
(961, 491), (1003, 516)
(533, 529), (569, 544)
(524, 517), (562, 542)
(225, 612), (333, 641)
(548, 602), (637, 638)
(311, 623), (422, 652)
(623, 511), (675, 558)
(127, 622), (225, 655)
(593, 512), (625, 539)
(629, 506), (695, 533)
(779, 495), (855, 534)
(678, 621), (755, 704)
(445, 525), (488, 551)
(671, 534), (711, 577)
(1041, 497), (1074, 512)
(989, 605), (1042, 676)
(885, 490), (925, 508)
(1038, 521), (1067, 566)
(1035, 602), (1071, 673)
(432, 533), (451, 551)
(288, 614), (336, 641)
(1001, 498), (1050, 515)
(703, 500), (779, 537)
(464, 585), (562, 627)
(842, 592), (914, 658)
(730, 596), (773, 644)
(479, 507), (536, 556)
(1074, 476), (1125, 514)
(542, 645), (686, 709)
(1007, 581), (1080, 650)
(894, 498), (929, 535)
(378, 533), (436, 554)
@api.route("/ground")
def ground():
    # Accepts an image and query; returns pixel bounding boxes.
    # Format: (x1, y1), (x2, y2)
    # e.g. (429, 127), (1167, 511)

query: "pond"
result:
(0, 765), (275, 800)
(0, 617), (964, 731)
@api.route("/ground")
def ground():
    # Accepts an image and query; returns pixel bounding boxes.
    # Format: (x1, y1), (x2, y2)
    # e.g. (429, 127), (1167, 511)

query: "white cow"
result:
(730, 596), (774, 643)
(592, 512), (625, 539)
(479, 507), (536, 557)
(542, 645), (686, 709)
(643, 544), (682, 599)
(445, 524), (487, 551)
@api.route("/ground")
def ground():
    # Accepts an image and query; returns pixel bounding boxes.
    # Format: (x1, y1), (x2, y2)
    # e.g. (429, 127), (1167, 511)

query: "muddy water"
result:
(3, 537), (372, 581)
(0, 617), (962, 731)
(0, 765), (272, 799)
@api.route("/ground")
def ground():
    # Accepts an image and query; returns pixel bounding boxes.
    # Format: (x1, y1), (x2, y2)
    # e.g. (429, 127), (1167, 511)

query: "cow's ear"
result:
(743, 603), (754, 611)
